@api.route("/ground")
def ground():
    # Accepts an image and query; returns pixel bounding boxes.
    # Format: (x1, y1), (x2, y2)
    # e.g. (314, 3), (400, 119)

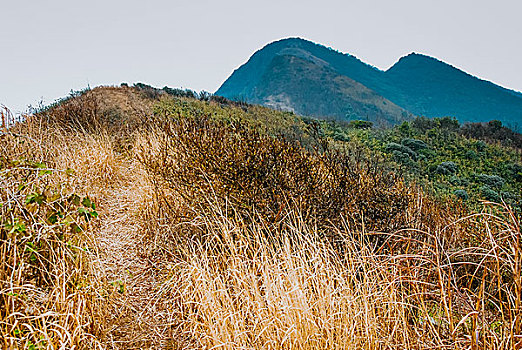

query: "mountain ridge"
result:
(217, 38), (522, 129)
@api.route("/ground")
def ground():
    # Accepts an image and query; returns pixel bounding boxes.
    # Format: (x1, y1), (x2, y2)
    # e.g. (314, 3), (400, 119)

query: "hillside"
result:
(320, 117), (521, 207)
(1, 85), (521, 349)
(217, 38), (522, 128)
(384, 53), (522, 125)
(252, 54), (407, 125)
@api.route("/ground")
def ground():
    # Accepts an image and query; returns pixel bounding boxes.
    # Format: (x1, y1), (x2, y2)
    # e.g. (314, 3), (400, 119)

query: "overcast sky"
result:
(1, 0), (521, 114)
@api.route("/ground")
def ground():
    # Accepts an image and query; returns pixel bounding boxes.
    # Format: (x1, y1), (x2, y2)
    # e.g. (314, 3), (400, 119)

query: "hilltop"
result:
(1, 85), (521, 349)
(217, 38), (522, 129)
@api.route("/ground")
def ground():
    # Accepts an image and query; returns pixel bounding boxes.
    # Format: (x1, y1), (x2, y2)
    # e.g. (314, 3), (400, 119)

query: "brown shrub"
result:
(138, 115), (412, 234)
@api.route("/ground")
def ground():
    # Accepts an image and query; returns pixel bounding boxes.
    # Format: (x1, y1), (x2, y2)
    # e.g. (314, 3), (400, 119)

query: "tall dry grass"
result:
(139, 111), (521, 349)
(0, 109), (125, 348)
(152, 200), (519, 349)
(1, 87), (520, 349)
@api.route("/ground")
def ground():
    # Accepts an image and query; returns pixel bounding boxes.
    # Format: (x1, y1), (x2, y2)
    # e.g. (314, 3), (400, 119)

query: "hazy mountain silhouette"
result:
(216, 38), (522, 128)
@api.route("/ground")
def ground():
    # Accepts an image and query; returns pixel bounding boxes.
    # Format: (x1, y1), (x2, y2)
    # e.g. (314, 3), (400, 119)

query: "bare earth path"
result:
(92, 158), (181, 349)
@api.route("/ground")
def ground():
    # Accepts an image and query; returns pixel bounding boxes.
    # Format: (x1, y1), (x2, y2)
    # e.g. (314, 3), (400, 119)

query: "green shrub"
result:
(436, 161), (458, 175)
(460, 120), (522, 148)
(465, 150), (478, 160)
(401, 138), (428, 151)
(475, 140), (487, 152)
(348, 120), (373, 129)
(385, 142), (417, 161)
(504, 163), (522, 183)
(398, 121), (411, 135)
(480, 186), (500, 202)
(437, 116), (460, 131)
(411, 116), (436, 131)
(332, 130), (350, 142)
(476, 174), (505, 190)
(453, 189), (469, 201)
(449, 176), (461, 185)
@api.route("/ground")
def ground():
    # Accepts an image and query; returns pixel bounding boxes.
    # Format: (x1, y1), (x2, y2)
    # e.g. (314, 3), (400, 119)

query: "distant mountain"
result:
(382, 53), (522, 126)
(216, 38), (522, 128)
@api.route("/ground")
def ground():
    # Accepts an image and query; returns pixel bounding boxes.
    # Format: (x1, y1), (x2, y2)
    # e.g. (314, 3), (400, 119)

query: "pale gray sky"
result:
(1, 0), (521, 114)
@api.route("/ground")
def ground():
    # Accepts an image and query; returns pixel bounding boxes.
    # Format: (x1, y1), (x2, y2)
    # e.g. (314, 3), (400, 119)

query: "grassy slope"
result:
(1, 86), (521, 349)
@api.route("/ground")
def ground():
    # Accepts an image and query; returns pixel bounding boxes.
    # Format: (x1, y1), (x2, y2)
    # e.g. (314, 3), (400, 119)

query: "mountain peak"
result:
(258, 37), (323, 53)
(404, 52), (433, 58)
(270, 37), (310, 45)
(389, 52), (448, 70)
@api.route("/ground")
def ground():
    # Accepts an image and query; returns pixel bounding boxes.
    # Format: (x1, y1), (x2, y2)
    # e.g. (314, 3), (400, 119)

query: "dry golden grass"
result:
(1, 120), (109, 349)
(160, 203), (520, 349)
(1, 87), (520, 349)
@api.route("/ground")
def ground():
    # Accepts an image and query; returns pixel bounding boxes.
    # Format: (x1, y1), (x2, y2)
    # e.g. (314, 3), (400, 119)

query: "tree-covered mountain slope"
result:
(383, 53), (522, 126)
(217, 38), (522, 129)
(250, 54), (408, 125)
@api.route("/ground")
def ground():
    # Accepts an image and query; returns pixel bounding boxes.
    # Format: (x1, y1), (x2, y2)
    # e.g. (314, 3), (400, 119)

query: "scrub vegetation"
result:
(1, 85), (520, 349)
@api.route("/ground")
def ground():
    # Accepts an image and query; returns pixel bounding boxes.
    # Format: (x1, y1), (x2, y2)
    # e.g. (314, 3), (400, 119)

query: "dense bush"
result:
(348, 120), (373, 129)
(318, 114), (520, 209)
(465, 149), (478, 159)
(411, 116), (460, 132)
(161, 86), (198, 99)
(453, 189), (469, 201)
(474, 140), (487, 152)
(411, 116), (437, 131)
(449, 176), (469, 186)
(437, 116), (460, 131)
(140, 115), (412, 233)
(436, 161), (458, 175)
(134, 82), (163, 99)
(476, 174), (505, 190)
(385, 142), (417, 161)
(460, 120), (522, 148)
(401, 138), (428, 151)
(504, 163), (522, 183)
(480, 186), (501, 202)
(332, 130), (350, 142)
